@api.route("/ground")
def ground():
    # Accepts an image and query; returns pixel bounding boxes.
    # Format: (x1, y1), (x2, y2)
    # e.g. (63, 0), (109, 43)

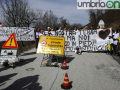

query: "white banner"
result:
(0, 27), (35, 41)
(43, 28), (112, 51)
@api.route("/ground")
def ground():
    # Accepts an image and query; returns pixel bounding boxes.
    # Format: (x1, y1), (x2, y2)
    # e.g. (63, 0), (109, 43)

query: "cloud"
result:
(29, 0), (89, 25)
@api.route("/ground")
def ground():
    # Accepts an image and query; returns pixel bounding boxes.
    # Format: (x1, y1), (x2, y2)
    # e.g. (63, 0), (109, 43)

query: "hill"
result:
(85, 10), (120, 30)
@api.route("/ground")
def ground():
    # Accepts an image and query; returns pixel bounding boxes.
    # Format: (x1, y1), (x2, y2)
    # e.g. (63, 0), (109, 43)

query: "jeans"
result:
(114, 45), (117, 54)
(48, 55), (52, 65)
(76, 52), (80, 54)
(107, 50), (112, 54)
(63, 52), (66, 60)
(117, 43), (120, 53)
(36, 38), (39, 49)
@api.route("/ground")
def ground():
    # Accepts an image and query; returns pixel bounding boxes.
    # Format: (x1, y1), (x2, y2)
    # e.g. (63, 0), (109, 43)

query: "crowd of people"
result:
(34, 27), (120, 56)
(107, 29), (120, 56)
(34, 26), (82, 49)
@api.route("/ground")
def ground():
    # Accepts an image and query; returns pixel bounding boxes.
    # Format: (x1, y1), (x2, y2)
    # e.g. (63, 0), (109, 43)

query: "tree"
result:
(0, 0), (40, 27)
(41, 10), (58, 30)
(59, 16), (67, 29)
(87, 9), (104, 29)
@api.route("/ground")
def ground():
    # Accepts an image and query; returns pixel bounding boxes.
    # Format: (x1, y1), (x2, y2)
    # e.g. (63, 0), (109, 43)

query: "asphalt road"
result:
(0, 48), (120, 90)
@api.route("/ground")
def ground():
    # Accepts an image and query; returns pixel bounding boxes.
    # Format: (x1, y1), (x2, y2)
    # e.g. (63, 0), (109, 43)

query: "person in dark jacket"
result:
(36, 28), (40, 49)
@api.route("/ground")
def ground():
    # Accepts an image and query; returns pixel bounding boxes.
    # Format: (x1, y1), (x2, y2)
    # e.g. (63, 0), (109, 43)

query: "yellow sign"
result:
(37, 36), (65, 55)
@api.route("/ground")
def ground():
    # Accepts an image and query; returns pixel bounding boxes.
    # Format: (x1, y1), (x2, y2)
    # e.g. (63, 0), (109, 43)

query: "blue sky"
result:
(29, 0), (89, 25)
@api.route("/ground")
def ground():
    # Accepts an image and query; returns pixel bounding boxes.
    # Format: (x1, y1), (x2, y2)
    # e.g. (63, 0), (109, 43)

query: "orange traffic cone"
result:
(61, 60), (68, 69)
(61, 73), (72, 89)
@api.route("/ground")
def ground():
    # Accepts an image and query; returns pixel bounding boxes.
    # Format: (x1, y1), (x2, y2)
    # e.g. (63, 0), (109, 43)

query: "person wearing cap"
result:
(47, 27), (50, 31)
(56, 27), (64, 37)
(59, 27), (61, 30)
(47, 27), (51, 35)
(107, 35), (113, 55)
(57, 27), (62, 32)
(84, 26), (88, 29)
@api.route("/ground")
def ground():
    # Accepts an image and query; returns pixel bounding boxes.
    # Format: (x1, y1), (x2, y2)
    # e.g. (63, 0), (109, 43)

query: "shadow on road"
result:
(21, 52), (36, 56)
(2, 75), (42, 90)
(16, 57), (37, 67)
(0, 57), (37, 71)
(112, 55), (120, 65)
(0, 73), (17, 87)
(87, 51), (107, 53)
(0, 67), (10, 72)
(54, 56), (75, 63)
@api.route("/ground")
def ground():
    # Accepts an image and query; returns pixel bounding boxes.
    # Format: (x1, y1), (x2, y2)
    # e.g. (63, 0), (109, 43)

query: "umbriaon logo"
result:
(77, 0), (120, 9)
(106, 1), (120, 8)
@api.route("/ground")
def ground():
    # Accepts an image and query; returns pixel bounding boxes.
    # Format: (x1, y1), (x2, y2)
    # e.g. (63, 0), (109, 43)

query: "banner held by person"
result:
(43, 28), (112, 51)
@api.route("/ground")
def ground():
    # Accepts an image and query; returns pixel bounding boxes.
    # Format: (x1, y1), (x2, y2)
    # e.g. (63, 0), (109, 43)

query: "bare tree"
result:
(0, 0), (40, 27)
(41, 10), (58, 30)
(42, 11), (49, 29)
(87, 9), (104, 29)
(58, 16), (68, 29)
(69, 23), (82, 30)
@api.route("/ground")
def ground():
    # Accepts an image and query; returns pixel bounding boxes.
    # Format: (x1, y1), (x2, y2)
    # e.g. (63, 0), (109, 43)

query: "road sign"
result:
(2, 33), (18, 49)
(1, 49), (17, 56)
(37, 36), (65, 55)
(0, 56), (16, 63)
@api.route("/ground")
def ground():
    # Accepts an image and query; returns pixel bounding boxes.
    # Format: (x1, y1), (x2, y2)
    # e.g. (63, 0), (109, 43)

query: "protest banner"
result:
(37, 36), (65, 55)
(43, 28), (112, 51)
(0, 27), (35, 41)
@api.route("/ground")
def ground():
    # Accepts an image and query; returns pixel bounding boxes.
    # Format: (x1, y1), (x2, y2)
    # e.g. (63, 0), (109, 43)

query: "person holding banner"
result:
(55, 28), (58, 31)
(83, 26), (88, 29)
(74, 27), (79, 32)
(97, 26), (100, 29)
(36, 28), (40, 49)
(57, 27), (62, 32)
(64, 27), (67, 31)
(113, 29), (119, 55)
(117, 35), (120, 54)
(107, 35), (113, 55)
(47, 27), (51, 36)
(40, 30), (44, 35)
(46, 27), (52, 65)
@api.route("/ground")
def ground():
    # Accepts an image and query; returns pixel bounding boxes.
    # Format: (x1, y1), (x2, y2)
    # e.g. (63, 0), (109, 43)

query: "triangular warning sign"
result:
(2, 33), (18, 49)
